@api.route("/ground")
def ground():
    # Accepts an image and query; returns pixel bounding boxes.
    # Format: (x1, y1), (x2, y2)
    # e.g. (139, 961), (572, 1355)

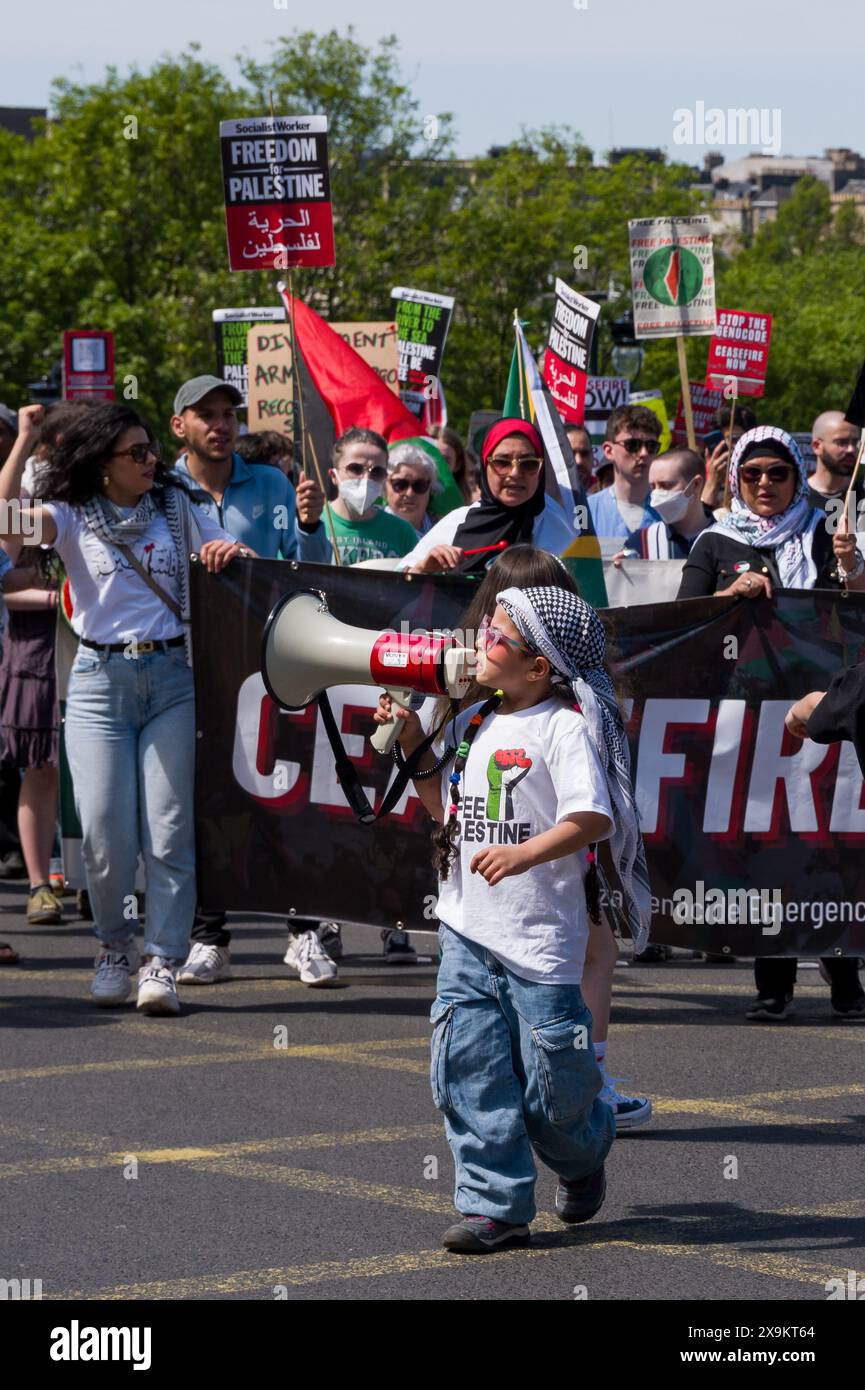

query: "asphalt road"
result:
(2, 877), (865, 1305)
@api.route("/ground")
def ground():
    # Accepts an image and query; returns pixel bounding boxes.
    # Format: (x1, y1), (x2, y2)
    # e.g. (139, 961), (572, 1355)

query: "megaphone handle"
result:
(369, 687), (414, 755)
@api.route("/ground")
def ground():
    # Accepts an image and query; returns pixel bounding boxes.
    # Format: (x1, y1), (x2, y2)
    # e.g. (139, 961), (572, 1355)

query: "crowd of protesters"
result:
(0, 381), (862, 1043)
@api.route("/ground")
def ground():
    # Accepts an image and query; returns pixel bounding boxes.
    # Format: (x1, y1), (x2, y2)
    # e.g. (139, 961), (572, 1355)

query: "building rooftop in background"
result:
(0, 107), (47, 140)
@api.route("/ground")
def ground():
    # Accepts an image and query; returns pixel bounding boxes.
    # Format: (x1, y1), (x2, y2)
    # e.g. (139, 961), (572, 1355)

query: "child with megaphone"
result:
(374, 559), (652, 1253)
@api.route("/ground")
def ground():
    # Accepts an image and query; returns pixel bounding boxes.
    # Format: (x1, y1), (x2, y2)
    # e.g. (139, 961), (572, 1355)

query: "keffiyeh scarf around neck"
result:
(496, 584), (653, 953)
(710, 425), (818, 588)
(80, 483), (196, 664)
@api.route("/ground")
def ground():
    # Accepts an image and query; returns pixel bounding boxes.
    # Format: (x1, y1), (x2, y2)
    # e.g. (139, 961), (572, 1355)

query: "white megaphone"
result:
(261, 589), (475, 754)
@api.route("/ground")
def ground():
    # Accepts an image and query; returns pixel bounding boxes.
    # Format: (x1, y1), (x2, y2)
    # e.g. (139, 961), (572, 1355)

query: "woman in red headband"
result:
(399, 419), (578, 576)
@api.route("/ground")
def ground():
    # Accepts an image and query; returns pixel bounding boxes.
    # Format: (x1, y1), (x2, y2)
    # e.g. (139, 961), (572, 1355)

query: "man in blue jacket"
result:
(169, 376), (338, 988)
(170, 376), (330, 561)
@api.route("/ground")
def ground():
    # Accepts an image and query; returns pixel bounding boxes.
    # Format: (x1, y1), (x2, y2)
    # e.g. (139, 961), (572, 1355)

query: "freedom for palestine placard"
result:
(628, 216), (716, 339)
(220, 115), (335, 272)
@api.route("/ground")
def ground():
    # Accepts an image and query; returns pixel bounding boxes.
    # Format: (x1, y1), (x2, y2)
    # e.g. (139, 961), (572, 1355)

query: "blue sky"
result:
(7, 0), (864, 162)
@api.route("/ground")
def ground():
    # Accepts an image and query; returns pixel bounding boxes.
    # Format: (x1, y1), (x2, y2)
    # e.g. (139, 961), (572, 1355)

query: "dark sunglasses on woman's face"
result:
(112, 441), (162, 464)
(739, 465), (794, 485)
(487, 454), (543, 475)
(617, 437), (661, 457)
(389, 477), (431, 495)
(342, 461), (388, 481)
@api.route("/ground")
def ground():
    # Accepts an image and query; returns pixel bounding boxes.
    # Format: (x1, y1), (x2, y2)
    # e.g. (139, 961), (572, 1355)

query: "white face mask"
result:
(338, 476), (384, 517)
(650, 481), (693, 525)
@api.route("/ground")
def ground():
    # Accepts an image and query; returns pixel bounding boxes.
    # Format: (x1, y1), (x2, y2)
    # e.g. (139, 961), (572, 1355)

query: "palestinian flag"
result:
(277, 284), (419, 466)
(502, 317), (607, 608)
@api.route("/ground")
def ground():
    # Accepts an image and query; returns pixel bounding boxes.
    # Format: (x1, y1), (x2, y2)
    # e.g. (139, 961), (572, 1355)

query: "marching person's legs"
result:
(819, 956), (865, 1018)
(502, 963), (615, 1224)
(434, 923), (536, 1252)
(64, 649), (142, 1006)
(748, 956), (798, 1020)
(582, 913), (652, 1130)
(19, 762), (61, 924)
(136, 650), (197, 1014)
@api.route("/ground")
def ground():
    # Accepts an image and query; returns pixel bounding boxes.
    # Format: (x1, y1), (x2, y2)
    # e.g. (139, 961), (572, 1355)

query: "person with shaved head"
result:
(807, 410), (862, 511)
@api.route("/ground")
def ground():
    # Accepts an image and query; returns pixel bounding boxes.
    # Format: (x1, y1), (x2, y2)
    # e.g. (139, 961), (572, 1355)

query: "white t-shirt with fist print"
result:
(434, 696), (613, 984)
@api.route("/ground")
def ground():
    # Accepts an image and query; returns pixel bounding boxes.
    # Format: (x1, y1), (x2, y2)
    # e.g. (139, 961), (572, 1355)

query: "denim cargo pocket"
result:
(429, 998), (456, 1114)
(531, 1014), (594, 1123)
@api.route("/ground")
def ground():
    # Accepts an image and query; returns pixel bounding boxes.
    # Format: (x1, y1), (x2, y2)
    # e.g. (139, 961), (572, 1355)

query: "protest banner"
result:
(628, 216), (716, 340)
(193, 562), (865, 955)
(62, 331), (114, 400)
(391, 287), (455, 404)
(629, 388), (671, 453)
(542, 278), (600, 424)
(328, 322), (400, 395)
(246, 323), (294, 432)
(705, 308), (772, 397)
(467, 409), (502, 459)
(629, 215), (716, 448)
(672, 382), (722, 448)
(213, 307), (287, 407)
(220, 115), (335, 271)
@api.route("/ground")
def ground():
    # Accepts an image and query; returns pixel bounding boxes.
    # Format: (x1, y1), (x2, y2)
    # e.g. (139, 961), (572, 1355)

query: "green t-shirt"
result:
(325, 505), (418, 565)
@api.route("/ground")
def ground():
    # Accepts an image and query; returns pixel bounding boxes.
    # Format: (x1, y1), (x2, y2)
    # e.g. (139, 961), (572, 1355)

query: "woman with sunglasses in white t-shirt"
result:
(0, 403), (246, 1016)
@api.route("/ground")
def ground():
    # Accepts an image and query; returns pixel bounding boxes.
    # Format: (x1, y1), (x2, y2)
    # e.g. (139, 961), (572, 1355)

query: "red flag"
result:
(279, 287), (418, 442)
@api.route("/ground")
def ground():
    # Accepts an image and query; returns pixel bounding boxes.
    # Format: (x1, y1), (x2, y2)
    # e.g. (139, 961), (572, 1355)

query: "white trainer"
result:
(176, 942), (232, 985)
(600, 1072), (653, 1131)
(91, 939), (140, 1005)
(283, 929), (339, 987)
(136, 958), (180, 1015)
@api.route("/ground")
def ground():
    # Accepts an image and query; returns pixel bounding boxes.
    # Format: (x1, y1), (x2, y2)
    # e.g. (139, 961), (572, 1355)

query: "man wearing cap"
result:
(170, 376), (330, 987)
(170, 376), (329, 563)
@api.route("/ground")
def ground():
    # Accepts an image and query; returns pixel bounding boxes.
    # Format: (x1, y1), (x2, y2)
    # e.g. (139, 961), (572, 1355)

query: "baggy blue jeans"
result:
(432, 921), (615, 1225)
(64, 646), (196, 962)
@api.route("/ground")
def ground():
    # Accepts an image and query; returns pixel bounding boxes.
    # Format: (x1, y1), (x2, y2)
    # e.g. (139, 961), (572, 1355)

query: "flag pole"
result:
(722, 378), (737, 511)
(514, 309), (526, 419)
(276, 277), (341, 566)
(675, 335), (697, 452)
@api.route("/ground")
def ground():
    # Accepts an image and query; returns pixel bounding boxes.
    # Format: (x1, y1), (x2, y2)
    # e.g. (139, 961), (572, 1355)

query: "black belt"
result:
(80, 636), (186, 653)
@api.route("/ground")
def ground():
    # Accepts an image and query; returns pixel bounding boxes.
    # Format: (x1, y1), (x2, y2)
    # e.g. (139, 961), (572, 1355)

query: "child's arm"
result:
(372, 692), (445, 823)
(470, 811), (612, 887)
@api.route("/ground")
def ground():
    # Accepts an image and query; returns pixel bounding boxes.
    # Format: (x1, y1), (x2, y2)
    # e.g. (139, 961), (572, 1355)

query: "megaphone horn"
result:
(261, 590), (474, 752)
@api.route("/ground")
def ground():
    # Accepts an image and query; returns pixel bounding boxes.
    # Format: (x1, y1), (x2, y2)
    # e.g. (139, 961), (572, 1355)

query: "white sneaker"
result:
(600, 1073), (653, 1131)
(283, 929), (339, 987)
(176, 942), (232, 985)
(136, 958), (180, 1015)
(91, 939), (140, 1005)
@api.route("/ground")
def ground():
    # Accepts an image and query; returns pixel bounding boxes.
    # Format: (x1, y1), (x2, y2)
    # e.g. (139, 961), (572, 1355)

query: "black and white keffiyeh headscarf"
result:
(80, 480), (197, 664)
(711, 425), (819, 588)
(496, 584), (652, 952)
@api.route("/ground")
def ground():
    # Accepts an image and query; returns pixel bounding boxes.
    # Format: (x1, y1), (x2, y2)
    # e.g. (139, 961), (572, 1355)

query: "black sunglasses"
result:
(390, 477), (431, 495)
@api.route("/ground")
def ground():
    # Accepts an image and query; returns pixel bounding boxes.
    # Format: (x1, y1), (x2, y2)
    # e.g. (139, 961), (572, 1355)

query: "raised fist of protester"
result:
(16, 403), (44, 444)
(198, 539), (250, 573)
(718, 569), (772, 600)
(295, 476), (325, 527)
(701, 440), (729, 508)
(785, 691), (826, 740)
(409, 544), (463, 575)
(373, 691), (424, 752)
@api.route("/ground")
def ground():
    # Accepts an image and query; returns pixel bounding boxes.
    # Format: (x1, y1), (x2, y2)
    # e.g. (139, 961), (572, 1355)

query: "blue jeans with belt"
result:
(432, 921), (615, 1225)
(64, 645), (196, 962)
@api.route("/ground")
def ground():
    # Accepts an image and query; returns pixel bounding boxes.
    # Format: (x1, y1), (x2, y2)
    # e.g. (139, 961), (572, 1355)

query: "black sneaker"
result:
(316, 922), (343, 960)
(441, 1215), (531, 1253)
(555, 1165), (606, 1224)
(831, 991), (865, 1019)
(382, 928), (417, 965)
(632, 944), (672, 963)
(745, 994), (792, 1021)
(0, 851), (27, 880)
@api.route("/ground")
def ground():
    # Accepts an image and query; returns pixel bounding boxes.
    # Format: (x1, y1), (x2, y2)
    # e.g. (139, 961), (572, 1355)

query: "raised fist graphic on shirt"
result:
(486, 749), (532, 822)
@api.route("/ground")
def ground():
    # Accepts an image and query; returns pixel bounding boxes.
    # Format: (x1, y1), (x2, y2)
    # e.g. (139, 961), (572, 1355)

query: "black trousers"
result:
(0, 762), (21, 857)
(755, 957), (861, 1000)
(190, 911), (317, 948)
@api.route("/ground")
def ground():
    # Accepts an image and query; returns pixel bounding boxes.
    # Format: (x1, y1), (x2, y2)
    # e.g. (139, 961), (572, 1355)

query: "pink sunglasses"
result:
(477, 614), (532, 657)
